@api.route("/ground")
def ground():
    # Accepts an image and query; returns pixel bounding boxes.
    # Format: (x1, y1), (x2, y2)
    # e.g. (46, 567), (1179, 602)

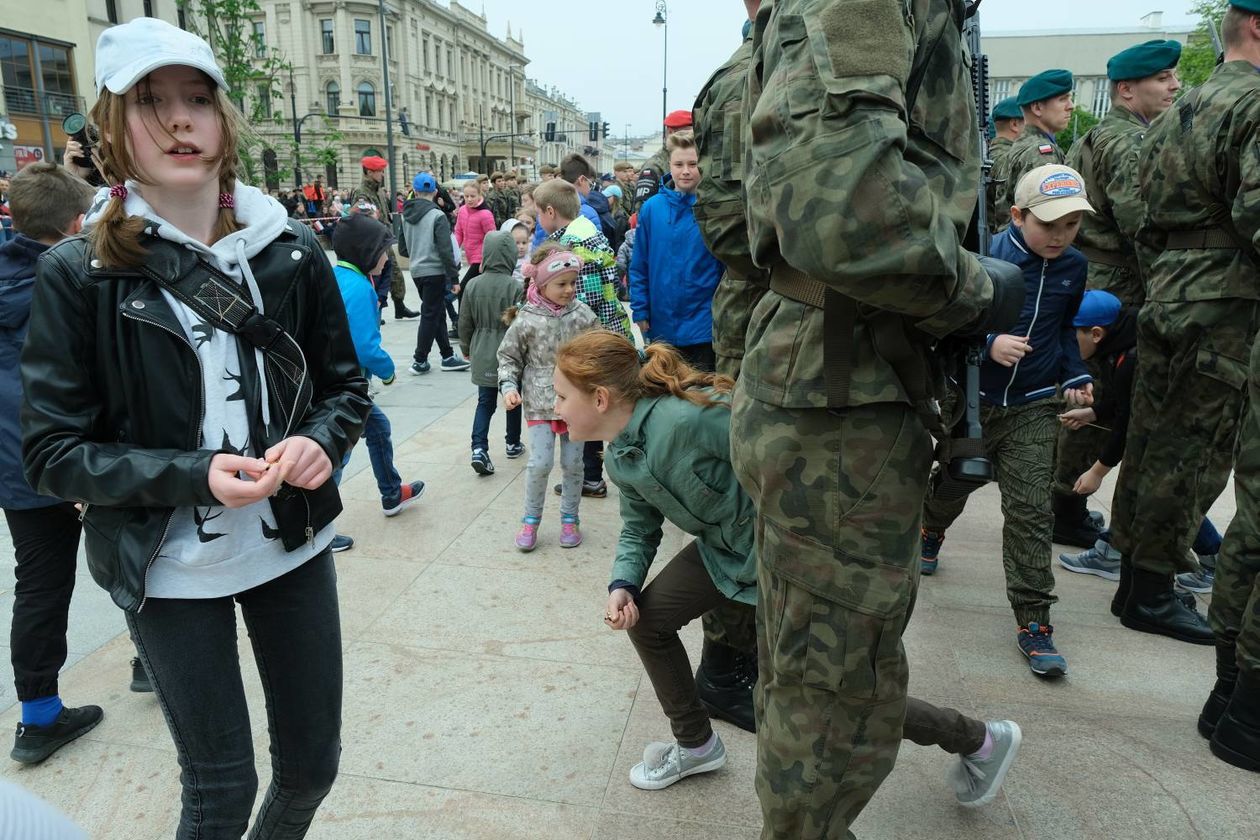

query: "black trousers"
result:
(5, 502), (82, 701)
(412, 274), (453, 364)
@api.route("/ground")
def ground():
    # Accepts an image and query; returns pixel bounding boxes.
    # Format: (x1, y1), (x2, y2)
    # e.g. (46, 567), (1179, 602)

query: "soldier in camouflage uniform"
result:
(634, 110), (692, 209)
(1205, 326), (1260, 773)
(485, 172), (508, 227)
(733, 1), (1023, 834)
(347, 155), (419, 320)
(614, 161), (639, 216)
(1107, 4), (1260, 647)
(992, 69), (1074, 224)
(986, 97), (1023, 234)
(1053, 40), (1183, 554)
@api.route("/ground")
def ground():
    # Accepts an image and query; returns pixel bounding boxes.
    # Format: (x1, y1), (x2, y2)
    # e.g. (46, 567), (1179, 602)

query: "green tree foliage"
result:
(1056, 108), (1100, 149)
(1181, 0), (1229, 90)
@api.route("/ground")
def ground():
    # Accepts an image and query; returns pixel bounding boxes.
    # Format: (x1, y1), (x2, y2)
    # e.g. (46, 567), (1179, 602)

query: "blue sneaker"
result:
(1176, 554), (1216, 594)
(921, 528), (945, 576)
(1018, 623), (1066, 678)
(410, 360), (431, 375)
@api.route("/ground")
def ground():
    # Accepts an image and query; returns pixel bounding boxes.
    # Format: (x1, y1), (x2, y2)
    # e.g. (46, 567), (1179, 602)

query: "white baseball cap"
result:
(95, 17), (229, 96)
(1014, 165), (1095, 222)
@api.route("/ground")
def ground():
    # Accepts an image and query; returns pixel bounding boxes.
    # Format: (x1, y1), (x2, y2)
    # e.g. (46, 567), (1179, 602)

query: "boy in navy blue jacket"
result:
(921, 165), (1095, 679)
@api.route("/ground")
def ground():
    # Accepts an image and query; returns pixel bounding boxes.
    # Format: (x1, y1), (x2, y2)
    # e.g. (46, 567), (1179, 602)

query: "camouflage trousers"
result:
(1111, 300), (1259, 575)
(731, 391), (931, 840)
(701, 601), (758, 653)
(386, 248), (406, 303)
(923, 399), (1060, 627)
(1053, 356), (1110, 498)
(1209, 334), (1260, 680)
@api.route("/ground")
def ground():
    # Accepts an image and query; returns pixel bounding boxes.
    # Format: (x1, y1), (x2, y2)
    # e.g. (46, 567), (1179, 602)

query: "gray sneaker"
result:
(628, 735), (727, 790)
(952, 720), (1022, 808)
(1058, 539), (1122, 581)
(1176, 555), (1216, 594)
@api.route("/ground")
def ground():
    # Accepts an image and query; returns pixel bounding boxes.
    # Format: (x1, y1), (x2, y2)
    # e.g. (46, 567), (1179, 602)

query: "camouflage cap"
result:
(1107, 39), (1182, 81)
(1015, 164), (1095, 222)
(1016, 69), (1074, 107)
(991, 97), (1023, 121)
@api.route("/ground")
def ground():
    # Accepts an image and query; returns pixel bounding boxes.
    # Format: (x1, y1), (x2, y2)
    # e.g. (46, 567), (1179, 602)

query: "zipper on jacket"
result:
(78, 503), (89, 522)
(123, 307), (205, 612)
(1002, 259), (1047, 406)
(302, 491), (313, 546)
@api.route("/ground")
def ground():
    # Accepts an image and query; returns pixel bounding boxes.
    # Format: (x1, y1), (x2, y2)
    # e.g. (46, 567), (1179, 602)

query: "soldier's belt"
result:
(769, 263), (829, 308)
(770, 263), (856, 407)
(1078, 245), (1138, 272)
(1164, 228), (1240, 250)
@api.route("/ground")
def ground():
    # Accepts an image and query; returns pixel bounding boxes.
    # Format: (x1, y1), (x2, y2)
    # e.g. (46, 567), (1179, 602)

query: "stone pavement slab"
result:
(1, 273), (1253, 839)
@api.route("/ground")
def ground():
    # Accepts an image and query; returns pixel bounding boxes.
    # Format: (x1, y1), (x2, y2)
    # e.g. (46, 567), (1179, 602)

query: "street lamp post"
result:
(288, 67), (301, 189)
(377, 0), (398, 203)
(653, 1), (668, 144)
(508, 65), (517, 171)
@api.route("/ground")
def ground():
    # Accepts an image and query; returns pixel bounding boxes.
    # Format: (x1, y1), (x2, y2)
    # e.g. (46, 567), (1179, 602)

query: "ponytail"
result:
(555, 332), (733, 409)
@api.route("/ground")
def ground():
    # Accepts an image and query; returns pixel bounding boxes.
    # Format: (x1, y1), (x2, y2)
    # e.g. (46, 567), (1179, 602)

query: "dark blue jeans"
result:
(127, 551), (341, 840)
(471, 385), (522, 452)
(1194, 517), (1223, 556)
(332, 404), (401, 501)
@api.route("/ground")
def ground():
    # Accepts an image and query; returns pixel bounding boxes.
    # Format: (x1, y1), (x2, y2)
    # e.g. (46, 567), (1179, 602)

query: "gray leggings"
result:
(524, 424), (584, 519)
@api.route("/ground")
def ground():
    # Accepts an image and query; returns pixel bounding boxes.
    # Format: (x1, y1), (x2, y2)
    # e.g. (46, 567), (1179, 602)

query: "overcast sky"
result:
(463, 0), (1202, 136)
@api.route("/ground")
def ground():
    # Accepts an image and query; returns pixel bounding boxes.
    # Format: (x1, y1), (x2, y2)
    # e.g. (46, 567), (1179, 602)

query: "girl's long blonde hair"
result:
(88, 73), (245, 268)
(555, 331), (733, 409)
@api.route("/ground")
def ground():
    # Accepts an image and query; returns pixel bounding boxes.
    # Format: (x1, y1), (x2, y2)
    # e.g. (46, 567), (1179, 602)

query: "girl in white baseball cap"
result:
(21, 17), (370, 838)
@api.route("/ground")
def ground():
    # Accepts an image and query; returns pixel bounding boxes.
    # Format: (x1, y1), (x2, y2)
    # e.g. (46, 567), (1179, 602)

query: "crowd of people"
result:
(2, 3), (1260, 838)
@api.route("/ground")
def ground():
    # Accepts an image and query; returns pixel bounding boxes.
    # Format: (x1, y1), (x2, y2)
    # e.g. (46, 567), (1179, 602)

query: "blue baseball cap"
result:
(1073, 290), (1122, 328)
(412, 172), (437, 192)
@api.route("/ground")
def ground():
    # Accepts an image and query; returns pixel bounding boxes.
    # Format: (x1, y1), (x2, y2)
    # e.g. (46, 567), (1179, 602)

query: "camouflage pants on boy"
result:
(923, 399), (1060, 626)
(1209, 334), (1260, 679)
(732, 393), (931, 840)
(1110, 301), (1258, 574)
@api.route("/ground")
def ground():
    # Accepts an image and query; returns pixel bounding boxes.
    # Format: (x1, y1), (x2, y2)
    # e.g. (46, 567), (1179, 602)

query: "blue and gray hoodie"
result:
(980, 224), (1092, 407)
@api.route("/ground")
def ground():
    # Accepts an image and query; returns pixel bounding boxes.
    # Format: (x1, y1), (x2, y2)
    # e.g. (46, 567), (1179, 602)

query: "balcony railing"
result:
(4, 86), (85, 118)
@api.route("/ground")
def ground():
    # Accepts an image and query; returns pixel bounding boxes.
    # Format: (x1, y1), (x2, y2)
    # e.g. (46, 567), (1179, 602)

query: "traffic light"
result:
(588, 121), (598, 142)
(544, 122), (556, 142)
(602, 121), (610, 140)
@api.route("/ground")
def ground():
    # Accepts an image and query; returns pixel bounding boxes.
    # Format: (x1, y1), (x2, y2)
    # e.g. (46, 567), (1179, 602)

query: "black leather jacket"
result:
(20, 220), (371, 611)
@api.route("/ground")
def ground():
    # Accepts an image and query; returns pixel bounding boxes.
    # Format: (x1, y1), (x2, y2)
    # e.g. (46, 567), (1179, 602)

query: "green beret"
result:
(1107, 40), (1182, 81)
(1016, 69), (1074, 107)
(991, 97), (1022, 122)
(1230, 1), (1260, 14)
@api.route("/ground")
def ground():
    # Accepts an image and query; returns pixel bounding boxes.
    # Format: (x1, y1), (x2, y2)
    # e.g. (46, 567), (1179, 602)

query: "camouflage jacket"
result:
(1065, 106), (1148, 303)
(634, 146), (672, 207)
(693, 31), (769, 372)
(484, 188), (507, 227)
(740, 0), (991, 409)
(994, 124), (1065, 216)
(347, 176), (391, 223)
(1138, 61), (1260, 304)
(986, 135), (1013, 233)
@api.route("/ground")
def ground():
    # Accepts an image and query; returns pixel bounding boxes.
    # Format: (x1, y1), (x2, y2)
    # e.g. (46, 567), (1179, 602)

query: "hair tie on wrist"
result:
(218, 192), (235, 209)
(109, 183), (127, 200)
(636, 347), (648, 364)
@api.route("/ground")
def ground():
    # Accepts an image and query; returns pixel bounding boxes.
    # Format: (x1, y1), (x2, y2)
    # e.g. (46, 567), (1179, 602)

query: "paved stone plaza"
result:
(0, 273), (1254, 839)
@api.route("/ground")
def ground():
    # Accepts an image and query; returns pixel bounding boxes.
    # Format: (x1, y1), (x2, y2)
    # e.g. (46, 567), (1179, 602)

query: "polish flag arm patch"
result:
(1038, 143), (1056, 155)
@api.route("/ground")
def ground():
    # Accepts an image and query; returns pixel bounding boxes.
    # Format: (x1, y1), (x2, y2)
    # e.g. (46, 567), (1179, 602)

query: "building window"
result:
(252, 21), (266, 58)
(143, 0), (154, 16)
(320, 19), (334, 54)
(326, 81), (340, 114)
(434, 42), (441, 77)
(357, 81), (376, 117)
(106, 0), (118, 24)
(992, 79), (1011, 104)
(422, 37), (430, 73)
(424, 95), (431, 128)
(1091, 80), (1111, 118)
(256, 83), (271, 118)
(354, 19), (372, 55)
(386, 26), (394, 61)
(447, 51), (453, 79)
(449, 102), (456, 131)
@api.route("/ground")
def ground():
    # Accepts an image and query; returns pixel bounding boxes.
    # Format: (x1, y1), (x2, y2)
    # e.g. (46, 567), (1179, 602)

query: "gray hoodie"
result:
(82, 181), (333, 598)
(402, 196), (458, 282)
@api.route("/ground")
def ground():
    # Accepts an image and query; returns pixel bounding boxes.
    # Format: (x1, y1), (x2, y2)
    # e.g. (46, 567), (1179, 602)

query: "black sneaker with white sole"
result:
(471, 449), (495, 475)
(440, 356), (471, 372)
(505, 442), (525, 459)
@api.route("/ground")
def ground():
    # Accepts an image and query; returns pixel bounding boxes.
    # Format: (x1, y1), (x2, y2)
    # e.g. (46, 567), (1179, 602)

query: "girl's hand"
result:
(989, 334), (1032, 367)
(604, 588), (639, 631)
(1073, 462), (1110, 496)
(63, 139), (93, 180)
(504, 390), (522, 410)
(209, 454), (289, 508)
(1064, 382), (1095, 407)
(264, 437), (333, 490)
(1058, 407), (1097, 430)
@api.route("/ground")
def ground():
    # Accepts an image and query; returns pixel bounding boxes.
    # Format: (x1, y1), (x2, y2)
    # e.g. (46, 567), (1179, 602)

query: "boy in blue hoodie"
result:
(921, 165), (1095, 679)
(330, 215), (425, 552)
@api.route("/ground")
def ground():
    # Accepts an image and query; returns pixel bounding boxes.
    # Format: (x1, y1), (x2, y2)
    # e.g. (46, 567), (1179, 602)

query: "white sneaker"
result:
(628, 736), (727, 791)
(952, 720), (1022, 808)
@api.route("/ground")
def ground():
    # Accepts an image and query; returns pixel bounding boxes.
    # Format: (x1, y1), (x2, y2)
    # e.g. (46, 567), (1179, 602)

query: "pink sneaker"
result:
(516, 517), (539, 552)
(559, 516), (582, 548)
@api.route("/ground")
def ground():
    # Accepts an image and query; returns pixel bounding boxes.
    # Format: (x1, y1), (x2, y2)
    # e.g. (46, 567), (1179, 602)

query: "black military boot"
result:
(1120, 568), (1215, 645)
(393, 299), (420, 320)
(1052, 492), (1103, 549)
(1210, 669), (1260, 772)
(695, 640), (756, 733)
(1200, 644), (1239, 739)
(1110, 556), (1131, 618)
